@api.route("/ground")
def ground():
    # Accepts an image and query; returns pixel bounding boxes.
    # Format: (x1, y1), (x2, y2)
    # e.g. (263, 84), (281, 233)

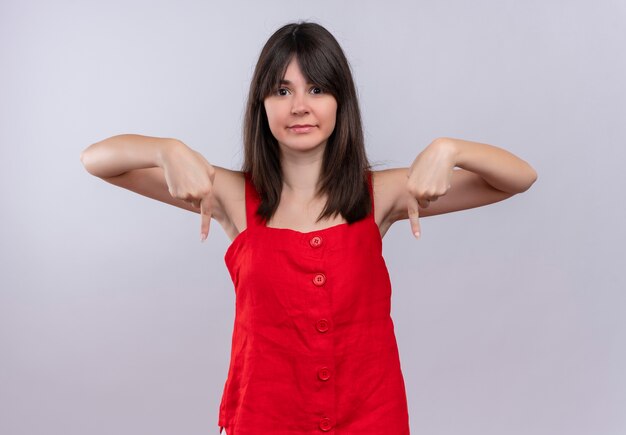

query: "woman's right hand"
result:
(159, 142), (216, 241)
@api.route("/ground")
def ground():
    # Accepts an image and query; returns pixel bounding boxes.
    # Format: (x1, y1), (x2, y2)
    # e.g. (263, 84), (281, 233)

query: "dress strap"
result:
(243, 171), (264, 230)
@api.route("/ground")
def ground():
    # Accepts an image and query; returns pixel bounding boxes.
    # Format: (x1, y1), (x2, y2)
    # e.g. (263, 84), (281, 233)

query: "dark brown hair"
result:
(241, 21), (374, 225)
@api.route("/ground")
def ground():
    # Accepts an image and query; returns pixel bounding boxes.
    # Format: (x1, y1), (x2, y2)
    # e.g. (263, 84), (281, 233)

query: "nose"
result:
(291, 92), (310, 116)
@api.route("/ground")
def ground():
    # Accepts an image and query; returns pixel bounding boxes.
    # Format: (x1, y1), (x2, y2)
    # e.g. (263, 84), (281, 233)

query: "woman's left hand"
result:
(406, 138), (457, 239)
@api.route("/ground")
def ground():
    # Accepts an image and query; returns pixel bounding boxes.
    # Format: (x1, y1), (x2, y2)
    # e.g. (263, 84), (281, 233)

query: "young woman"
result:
(81, 21), (537, 435)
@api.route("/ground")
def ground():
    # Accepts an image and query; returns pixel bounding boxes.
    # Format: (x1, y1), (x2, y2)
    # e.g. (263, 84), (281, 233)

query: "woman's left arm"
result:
(444, 137), (538, 194)
(401, 137), (538, 238)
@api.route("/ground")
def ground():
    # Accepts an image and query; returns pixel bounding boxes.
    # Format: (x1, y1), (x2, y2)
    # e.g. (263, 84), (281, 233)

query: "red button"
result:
(313, 273), (326, 286)
(318, 367), (331, 381)
(319, 417), (332, 431)
(316, 319), (329, 332)
(309, 235), (323, 248)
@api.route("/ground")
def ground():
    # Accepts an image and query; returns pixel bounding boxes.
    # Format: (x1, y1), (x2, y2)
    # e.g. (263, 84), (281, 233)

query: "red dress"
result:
(218, 171), (410, 434)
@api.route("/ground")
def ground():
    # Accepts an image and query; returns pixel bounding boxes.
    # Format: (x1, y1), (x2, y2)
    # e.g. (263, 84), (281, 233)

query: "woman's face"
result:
(264, 57), (338, 156)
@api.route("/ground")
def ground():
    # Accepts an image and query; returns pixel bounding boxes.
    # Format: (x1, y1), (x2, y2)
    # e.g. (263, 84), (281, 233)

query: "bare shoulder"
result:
(211, 166), (246, 241)
(370, 168), (409, 238)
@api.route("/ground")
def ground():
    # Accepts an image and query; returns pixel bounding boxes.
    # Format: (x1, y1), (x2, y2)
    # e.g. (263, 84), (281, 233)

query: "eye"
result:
(310, 86), (323, 94)
(275, 87), (290, 96)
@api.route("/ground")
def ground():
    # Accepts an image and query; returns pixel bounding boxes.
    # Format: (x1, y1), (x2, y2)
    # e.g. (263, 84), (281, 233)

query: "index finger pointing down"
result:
(200, 195), (212, 242)
(407, 194), (421, 239)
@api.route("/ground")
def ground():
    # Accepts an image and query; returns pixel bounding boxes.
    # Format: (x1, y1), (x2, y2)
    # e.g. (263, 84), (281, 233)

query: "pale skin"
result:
(80, 58), (537, 243)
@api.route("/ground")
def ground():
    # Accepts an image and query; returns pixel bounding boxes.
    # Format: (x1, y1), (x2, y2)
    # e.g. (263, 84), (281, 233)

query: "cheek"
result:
(264, 103), (283, 136)
(325, 104), (338, 132)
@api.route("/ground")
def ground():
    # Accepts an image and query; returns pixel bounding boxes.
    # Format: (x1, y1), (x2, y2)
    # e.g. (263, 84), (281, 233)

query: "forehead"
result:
(282, 58), (306, 81)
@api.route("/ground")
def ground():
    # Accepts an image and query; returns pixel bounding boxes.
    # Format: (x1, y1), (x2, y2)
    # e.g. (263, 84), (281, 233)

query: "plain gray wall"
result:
(2, 0), (624, 434)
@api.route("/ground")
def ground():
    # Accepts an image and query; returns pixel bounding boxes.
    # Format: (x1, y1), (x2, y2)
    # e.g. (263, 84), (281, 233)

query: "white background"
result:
(1, 0), (624, 434)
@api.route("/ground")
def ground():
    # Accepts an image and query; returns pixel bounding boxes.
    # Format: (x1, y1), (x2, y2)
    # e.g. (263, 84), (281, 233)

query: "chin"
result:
(279, 136), (328, 151)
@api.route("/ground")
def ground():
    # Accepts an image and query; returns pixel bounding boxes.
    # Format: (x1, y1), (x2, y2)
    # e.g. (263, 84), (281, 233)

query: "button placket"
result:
(309, 234), (335, 431)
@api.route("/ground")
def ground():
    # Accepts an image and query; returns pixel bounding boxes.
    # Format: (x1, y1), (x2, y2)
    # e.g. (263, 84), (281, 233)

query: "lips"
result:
(288, 124), (317, 133)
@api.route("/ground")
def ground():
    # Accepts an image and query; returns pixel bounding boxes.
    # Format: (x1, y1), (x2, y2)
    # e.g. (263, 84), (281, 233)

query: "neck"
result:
(279, 147), (325, 202)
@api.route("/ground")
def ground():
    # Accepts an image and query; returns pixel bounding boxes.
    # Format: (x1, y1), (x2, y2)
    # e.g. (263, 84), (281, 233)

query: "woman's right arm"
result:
(80, 134), (224, 241)
(80, 133), (177, 178)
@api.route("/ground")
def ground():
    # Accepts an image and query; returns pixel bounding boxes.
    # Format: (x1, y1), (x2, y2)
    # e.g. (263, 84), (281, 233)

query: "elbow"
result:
(80, 149), (91, 172)
(79, 149), (88, 166)
(80, 148), (94, 174)
(501, 164), (537, 195)
(80, 145), (102, 177)
(517, 165), (538, 193)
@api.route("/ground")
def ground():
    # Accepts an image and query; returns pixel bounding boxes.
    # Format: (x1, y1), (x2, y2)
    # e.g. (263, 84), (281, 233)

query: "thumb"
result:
(199, 194), (212, 242)
(407, 195), (421, 239)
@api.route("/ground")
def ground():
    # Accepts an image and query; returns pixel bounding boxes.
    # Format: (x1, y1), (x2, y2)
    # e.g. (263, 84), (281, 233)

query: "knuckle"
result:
(406, 184), (422, 197)
(200, 186), (213, 197)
